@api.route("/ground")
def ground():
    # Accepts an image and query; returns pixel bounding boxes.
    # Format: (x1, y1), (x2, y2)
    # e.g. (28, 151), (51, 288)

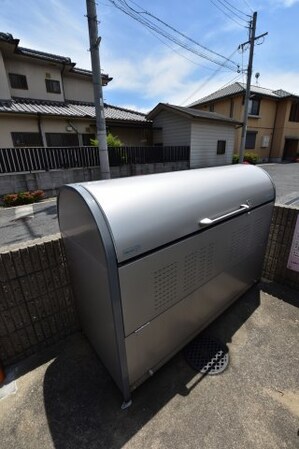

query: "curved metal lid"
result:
(80, 165), (275, 263)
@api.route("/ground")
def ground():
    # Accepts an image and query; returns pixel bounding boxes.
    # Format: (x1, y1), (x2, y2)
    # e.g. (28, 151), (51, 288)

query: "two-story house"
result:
(0, 32), (152, 148)
(191, 82), (299, 162)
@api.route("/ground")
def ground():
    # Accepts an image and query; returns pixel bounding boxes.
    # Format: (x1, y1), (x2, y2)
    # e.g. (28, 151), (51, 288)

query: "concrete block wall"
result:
(263, 205), (299, 290)
(0, 235), (79, 366)
(0, 162), (189, 197)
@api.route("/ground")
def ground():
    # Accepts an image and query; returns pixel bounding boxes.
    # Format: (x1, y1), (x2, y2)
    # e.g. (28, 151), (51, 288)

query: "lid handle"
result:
(199, 203), (250, 227)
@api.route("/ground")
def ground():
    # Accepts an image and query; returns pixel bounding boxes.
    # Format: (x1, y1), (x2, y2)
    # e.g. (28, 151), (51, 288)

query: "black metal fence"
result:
(0, 146), (190, 173)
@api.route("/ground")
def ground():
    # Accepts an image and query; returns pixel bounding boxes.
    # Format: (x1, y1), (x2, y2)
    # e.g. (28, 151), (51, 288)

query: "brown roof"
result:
(147, 103), (242, 125)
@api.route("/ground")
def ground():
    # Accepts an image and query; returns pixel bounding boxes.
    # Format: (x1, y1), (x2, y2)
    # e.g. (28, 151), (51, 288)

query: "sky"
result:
(1, 0), (299, 112)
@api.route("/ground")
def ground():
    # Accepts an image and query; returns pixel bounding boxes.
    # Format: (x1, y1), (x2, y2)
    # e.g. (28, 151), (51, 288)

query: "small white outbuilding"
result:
(147, 103), (241, 168)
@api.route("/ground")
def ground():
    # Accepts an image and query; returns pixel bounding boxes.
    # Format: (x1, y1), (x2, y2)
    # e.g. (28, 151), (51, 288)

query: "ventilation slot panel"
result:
(153, 262), (178, 312)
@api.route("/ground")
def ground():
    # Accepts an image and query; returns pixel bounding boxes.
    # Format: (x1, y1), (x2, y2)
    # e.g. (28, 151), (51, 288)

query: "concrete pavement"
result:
(1, 282), (298, 449)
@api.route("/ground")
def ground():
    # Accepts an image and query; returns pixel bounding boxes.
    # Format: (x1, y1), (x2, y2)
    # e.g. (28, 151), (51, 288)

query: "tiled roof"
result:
(0, 98), (150, 123)
(190, 82), (297, 106)
(18, 47), (72, 64)
(147, 103), (241, 125)
(0, 32), (111, 83)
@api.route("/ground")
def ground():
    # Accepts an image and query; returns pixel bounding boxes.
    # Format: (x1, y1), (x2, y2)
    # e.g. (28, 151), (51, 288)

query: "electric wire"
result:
(214, 0), (249, 21)
(119, 0), (239, 66)
(146, 27), (232, 72)
(135, 1), (238, 63)
(220, 0), (251, 18)
(241, 0), (254, 13)
(180, 47), (239, 105)
(210, 0), (248, 28)
(218, 72), (244, 90)
(184, 71), (243, 108)
(108, 0), (240, 70)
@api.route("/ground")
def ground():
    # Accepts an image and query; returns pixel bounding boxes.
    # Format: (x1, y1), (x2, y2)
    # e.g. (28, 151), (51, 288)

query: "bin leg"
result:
(121, 394), (132, 409)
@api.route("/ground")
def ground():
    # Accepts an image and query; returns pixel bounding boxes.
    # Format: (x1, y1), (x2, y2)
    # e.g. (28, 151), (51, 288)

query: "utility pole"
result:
(239, 12), (267, 163)
(86, 0), (110, 179)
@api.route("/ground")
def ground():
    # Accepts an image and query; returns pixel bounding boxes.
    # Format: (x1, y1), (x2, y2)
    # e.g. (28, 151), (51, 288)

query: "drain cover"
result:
(184, 336), (229, 375)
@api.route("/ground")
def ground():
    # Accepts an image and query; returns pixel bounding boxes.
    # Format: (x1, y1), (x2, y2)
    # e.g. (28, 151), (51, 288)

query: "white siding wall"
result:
(153, 110), (191, 146)
(190, 121), (235, 168)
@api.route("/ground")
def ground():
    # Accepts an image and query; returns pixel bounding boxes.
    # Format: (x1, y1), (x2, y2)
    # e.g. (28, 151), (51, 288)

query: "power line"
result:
(146, 27), (232, 72)
(218, 0), (251, 21)
(108, 0), (240, 70)
(210, 0), (248, 28)
(218, 72), (243, 90)
(180, 48), (239, 105)
(121, 0), (239, 67)
(241, 0), (254, 13)
(215, 0), (249, 21)
(135, 1), (238, 64)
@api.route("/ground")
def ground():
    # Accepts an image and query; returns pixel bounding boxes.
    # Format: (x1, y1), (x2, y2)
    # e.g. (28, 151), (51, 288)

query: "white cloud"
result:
(275, 0), (299, 6)
(256, 71), (299, 95)
(104, 49), (240, 106)
(117, 104), (150, 114)
(263, 0), (299, 7)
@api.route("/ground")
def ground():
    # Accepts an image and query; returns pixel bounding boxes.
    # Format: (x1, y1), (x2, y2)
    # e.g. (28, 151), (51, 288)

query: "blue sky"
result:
(1, 0), (299, 112)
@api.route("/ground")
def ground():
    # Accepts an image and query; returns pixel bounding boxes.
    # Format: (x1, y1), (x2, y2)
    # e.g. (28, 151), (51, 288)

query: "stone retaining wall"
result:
(0, 161), (189, 197)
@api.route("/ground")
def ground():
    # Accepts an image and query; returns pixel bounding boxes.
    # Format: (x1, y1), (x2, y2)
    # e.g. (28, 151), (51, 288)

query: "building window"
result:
(11, 132), (43, 147)
(289, 101), (299, 122)
(245, 131), (257, 149)
(9, 73), (28, 90)
(45, 133), (79, 147)
(248, 98), (260, 115)
(209, 103), (215, 112)
(217, 140), (226, 155)
(45, 79), (61, 94)
(82, 133), (95, 146)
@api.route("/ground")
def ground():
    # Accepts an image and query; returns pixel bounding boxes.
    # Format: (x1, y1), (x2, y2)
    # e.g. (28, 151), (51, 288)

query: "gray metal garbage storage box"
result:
(58, 165), (275, 405)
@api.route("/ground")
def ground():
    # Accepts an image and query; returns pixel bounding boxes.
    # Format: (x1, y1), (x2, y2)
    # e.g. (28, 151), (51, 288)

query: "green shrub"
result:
(244, 151), (258, 165)
(2, 190), (45, 207)
(90, 132), (123, 148)
(232, 152), (258, 165)
(232, 154), (239, 164)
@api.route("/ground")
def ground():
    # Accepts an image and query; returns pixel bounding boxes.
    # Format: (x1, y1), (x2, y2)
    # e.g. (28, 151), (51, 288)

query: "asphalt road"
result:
(0, 163), (298, 248)
(261, 162), (299, 206)
(0, 198), (59, 249)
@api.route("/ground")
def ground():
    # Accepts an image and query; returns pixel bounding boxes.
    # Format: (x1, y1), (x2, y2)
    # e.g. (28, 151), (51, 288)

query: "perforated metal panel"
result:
(183, 243), (216, 294)
(229, 224), (251, 262)
(154, 262), (178, 311)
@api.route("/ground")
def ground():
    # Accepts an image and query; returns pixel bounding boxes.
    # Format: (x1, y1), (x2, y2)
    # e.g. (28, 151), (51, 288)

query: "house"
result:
(0, 32), (152, 148)
(190, 82), (299, 162)
(147, 103), (241, 168)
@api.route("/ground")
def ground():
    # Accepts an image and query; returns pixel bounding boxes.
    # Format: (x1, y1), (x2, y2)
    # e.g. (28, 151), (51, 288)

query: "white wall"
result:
(190, 121), (235, 168)
(63, 75), (94, 103)
(0, 115), (40, 147)
(4, 58), (64, 101)
(152, 110), (191, 146)
(0, 115), (94, 148)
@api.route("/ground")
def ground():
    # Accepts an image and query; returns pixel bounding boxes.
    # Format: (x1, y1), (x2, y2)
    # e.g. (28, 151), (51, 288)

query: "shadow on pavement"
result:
(260, 281), (299, 309)
(34, 204), (57, 217)
(43, 285), (261, 449)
